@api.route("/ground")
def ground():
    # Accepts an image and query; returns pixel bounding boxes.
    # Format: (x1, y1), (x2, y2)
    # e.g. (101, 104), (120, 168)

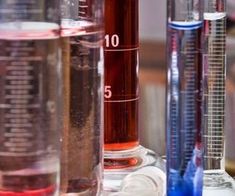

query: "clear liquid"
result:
(0, 22), (60, 195)
(61, 23), (103, 195)
(166, 21), (203, 196)
(203, 12), (226, 170)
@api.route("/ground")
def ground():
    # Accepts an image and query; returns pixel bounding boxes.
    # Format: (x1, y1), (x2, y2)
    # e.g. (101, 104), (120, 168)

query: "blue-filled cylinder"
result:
(166, 0), (204, 195)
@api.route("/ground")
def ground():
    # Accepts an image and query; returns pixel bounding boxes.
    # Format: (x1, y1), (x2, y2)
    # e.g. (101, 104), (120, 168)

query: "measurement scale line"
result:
(6, 66), (34, 70)
(207, 33), (225, 36)
(104, 47), (139, 52)
(205, 73), (224, 75)
(207, 146), (224, 148)
(207, 126), (224, 129)
(203, 54), (225, 57)
(205, 31), (225, 34)
(206, 145), (224, 148)
(207, 60), (225, 63)
(204, 93), (225, 95)
(0, 56), (42, 61)
(207, 105), (224, 109)
(79, 11), (86, 15)
(206, 82), (225, 84)
(204, 156), (223, 159)
(207, 105), (225, 108)
(208, 45), (225, 48)
(5, 76), (34, 80)
(207, 88), (225, 91)
(206, 81), (225, 84)
(204, 115), (225, 117)
(204, 135), (224, 138)
(0, 104), (39, 108)
(206, 62), (225, 65)
(5, 85), (33, 90)
(0, 151), (45, 157)
(5, 95), (33, 99)
(207, 151), (223, 153)
(206, 154), (223, 156)
(5, 115), (32, 118)
(4, 124), (32, 128)
(105, 97), (139, 103)
(207, 122), (224, 125)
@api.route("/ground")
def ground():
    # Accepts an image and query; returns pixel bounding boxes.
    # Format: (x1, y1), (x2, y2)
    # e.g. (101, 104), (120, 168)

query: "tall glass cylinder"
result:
(103, 0), (144, 172)
(0, 1), (61, 195)
(166, 0), (203, 195)
(202, 0), (235, 193)
(104, 0), (139, 152)
(103, 1), (162, 193)
(203, 0), (226, 171)
(60, 0), (104, 195)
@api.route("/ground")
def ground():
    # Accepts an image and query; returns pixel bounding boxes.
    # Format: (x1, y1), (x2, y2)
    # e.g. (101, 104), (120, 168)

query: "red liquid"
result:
(104, 157), (142, 170)
(0, 173), (57, 196)
(0, 185), (56, 196)
(104, 0), (139, 151)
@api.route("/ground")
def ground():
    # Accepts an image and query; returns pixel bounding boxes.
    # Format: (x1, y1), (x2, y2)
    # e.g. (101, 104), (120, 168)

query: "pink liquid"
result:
(0, 22), (60, 40)
(0, 185), (56, 196)
(0, 22), (60, 195)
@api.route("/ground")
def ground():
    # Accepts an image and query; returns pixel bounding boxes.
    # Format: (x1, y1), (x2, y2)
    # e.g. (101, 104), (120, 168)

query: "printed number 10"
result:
(104, 34), (119, 48)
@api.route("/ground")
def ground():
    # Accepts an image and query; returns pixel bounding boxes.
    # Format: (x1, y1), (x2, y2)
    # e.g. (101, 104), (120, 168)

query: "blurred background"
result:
(138, 0), (235, 177)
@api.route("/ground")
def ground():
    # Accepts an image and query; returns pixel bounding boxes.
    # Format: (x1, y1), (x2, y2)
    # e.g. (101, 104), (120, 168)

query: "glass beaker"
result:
(60, 0), (104, 195)
(0, 1), (61, 195)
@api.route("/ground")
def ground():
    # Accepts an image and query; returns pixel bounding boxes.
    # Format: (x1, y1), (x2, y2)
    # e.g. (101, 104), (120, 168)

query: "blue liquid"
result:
(166, 21), (203, 196)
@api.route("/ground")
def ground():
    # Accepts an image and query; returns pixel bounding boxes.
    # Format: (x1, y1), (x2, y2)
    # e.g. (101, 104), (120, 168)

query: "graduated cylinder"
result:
(166, 0), (203, 195)
(202, 0), (226, 171)
(104, 0), (139, 151)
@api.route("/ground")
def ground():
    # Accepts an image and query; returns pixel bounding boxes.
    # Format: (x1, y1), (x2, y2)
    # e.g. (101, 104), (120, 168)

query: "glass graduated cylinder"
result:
(60, 20), (104, 196)
(104, 0), (139, 151)
(203, 12), (226, 171)
(0, 22), (61, 196)
(166, 21), (203, 196)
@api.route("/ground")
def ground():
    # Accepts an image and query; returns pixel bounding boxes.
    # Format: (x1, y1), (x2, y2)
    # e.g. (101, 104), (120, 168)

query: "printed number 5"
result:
(104, 86), (112, 99)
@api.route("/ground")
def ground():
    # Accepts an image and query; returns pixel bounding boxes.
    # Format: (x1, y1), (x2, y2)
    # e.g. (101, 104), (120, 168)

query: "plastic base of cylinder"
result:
(103, 145), (164, 193)
(203, 171), (235, 196)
